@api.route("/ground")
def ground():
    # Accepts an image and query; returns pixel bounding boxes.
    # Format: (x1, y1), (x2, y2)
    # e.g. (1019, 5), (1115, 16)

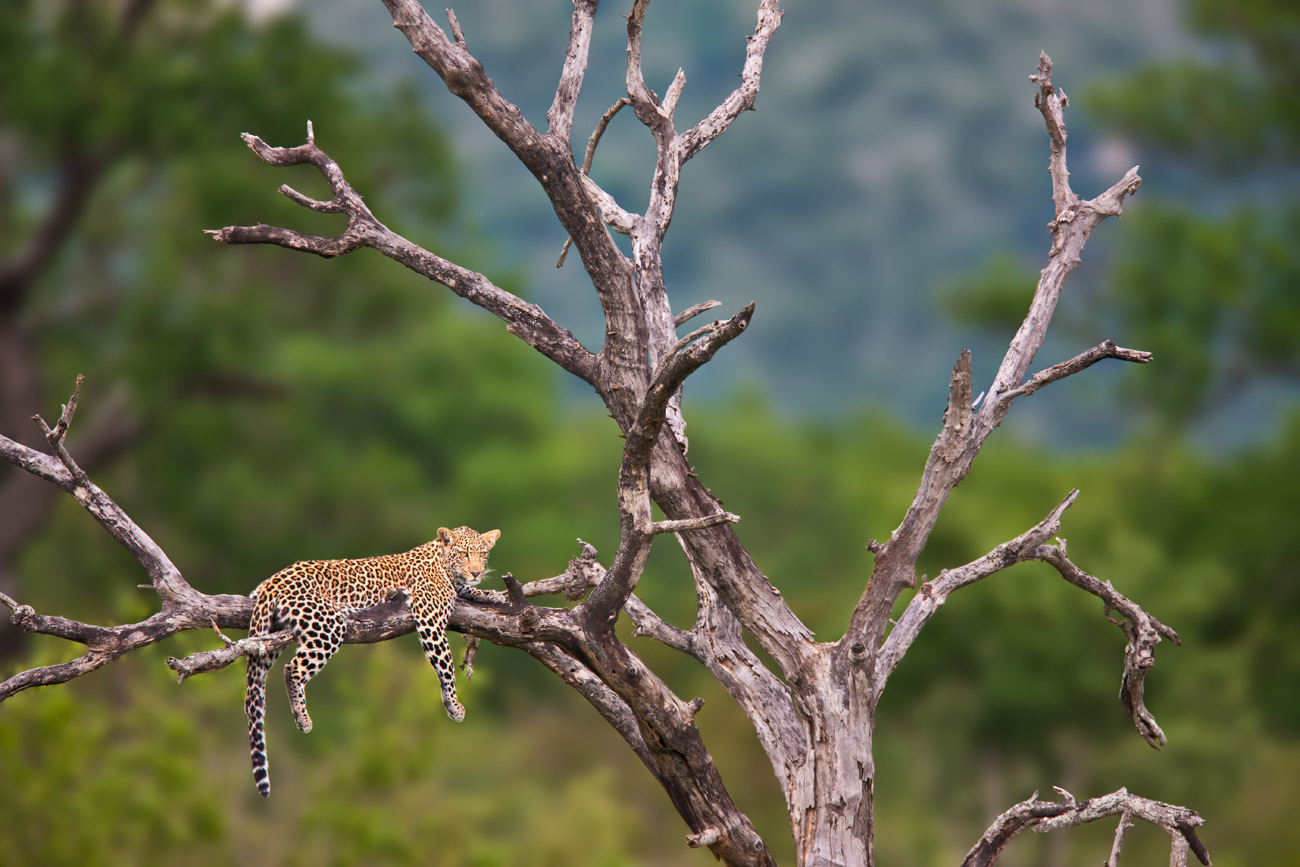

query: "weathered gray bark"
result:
(1, 6), (1209, 866)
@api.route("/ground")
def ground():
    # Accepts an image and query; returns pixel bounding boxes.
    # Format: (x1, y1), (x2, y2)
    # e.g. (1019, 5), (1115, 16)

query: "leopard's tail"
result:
(245, 595), (279, 798)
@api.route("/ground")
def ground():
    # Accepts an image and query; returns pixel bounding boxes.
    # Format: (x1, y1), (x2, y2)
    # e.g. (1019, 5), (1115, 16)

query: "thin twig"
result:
(647, 512), (740, 536)
(673, 300), (722, 327)
(1105, 811), (1134, 867)
(46, 374), (85, 445)
(445, 8), (465, 45)
(557, 97), (632, 268)
(997, 340), (1153, 406)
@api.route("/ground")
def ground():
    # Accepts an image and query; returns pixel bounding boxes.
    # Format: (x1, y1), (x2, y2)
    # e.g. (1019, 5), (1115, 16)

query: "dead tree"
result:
(0, 4), (1208, 866)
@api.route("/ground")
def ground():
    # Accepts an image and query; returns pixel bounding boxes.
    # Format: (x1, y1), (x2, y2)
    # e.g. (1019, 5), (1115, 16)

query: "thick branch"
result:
(378, 0), (636, 327)
(963, 788), (1210, 867)
(585, 304), (755, 622)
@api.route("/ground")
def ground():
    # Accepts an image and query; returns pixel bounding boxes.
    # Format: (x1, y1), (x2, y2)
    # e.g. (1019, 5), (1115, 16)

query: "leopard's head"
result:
(435, 526), (500, 587)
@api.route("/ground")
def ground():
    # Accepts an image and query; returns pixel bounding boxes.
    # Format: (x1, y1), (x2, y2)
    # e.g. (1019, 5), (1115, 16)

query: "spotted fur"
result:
(244, 526), (502, 797)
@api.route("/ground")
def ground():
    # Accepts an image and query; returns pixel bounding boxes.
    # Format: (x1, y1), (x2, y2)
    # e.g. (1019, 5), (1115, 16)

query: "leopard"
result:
(244, 525), (503, 797)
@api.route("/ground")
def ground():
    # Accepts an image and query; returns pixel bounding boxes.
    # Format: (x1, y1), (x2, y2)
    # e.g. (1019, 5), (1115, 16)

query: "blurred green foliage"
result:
(1, 1), (1297, 866)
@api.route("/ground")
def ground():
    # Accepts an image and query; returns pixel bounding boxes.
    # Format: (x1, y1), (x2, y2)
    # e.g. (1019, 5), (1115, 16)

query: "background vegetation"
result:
(1, 1), (1296, 865)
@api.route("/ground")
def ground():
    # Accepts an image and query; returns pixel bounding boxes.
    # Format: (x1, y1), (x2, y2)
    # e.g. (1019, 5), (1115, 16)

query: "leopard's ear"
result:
(436, 527), (454, 546)
(480, 529), (501, 548)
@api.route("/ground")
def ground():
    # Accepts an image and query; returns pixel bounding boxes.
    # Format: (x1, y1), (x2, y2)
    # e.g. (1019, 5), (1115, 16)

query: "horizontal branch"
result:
(962, 787), (1210, 867)
(0, 593), (248, 701)
(159, 544), (684, 683)
(997, 339), (1153, 406)
(165, 626), (293, 683)
(648, 512), (740, 536)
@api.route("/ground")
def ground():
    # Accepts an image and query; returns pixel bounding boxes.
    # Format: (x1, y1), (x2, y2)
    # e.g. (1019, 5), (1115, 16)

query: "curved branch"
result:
(1035, 543), (1180, 749)
(963, 788), (1210, 867)
(625, 0), (672, 136)
(872, 486), (1180, 749)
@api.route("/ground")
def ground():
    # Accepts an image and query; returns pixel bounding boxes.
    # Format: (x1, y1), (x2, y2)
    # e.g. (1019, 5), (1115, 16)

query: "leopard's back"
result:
(252, 549), (426, 614)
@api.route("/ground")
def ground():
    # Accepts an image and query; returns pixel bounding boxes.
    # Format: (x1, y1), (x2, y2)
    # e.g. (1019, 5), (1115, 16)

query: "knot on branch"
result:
(2, 595), (36, 630)
(563, 541), (605, 600)
(849, 640), (869, 668)
(498, 573), (540, 636)
(686, 826), (722, 848)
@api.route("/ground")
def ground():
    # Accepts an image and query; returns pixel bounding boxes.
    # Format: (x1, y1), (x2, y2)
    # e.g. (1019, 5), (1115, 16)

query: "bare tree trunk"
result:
(0, 6), (1212, 866)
